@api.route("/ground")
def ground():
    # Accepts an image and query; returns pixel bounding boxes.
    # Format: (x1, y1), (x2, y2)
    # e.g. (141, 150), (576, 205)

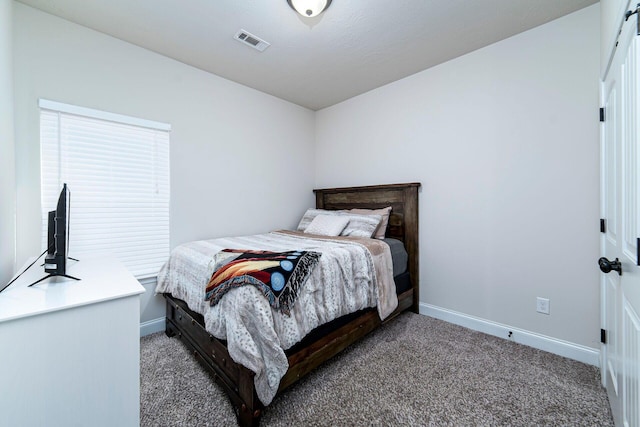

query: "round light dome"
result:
(287, 0), (332, 18)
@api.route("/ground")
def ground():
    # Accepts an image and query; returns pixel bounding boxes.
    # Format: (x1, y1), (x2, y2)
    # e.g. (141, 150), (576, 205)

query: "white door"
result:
(600, 7), (640, 427)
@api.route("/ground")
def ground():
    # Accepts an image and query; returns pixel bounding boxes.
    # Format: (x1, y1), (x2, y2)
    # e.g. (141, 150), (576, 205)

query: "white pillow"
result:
(297, 208), (345, 231)
(304, 214), (349, 236)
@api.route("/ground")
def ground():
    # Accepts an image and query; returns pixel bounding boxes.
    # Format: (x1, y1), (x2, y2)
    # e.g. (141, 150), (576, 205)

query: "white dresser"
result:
(0, 256), (144, 427)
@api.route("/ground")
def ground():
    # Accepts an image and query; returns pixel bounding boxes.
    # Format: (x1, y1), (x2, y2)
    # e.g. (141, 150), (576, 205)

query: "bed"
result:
(159, 182), (420, 426)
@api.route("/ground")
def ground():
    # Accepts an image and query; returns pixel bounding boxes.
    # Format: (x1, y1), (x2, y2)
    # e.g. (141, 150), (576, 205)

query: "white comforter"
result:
(155, 231), (397, 405)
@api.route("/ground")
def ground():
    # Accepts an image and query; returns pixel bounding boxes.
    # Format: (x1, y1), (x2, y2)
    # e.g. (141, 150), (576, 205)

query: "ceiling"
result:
(17, 0), (598, 110)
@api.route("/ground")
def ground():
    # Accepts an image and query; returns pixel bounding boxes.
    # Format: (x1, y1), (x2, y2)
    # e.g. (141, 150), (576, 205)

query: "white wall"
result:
(12, 3), (315, 322)
(315, 6), (600, 349)
(0, 0), (15, 286)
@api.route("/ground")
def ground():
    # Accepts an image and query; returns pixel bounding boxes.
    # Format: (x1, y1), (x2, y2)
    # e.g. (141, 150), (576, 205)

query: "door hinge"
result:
(625, 3), (640, 35)
(601, 328), (607, 344)
(600, 218), (606, 233)
(600, 107), (605, 122)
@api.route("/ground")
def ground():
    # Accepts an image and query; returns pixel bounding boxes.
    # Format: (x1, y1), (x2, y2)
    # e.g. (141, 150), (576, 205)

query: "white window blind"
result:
(40, 100), (170, 279)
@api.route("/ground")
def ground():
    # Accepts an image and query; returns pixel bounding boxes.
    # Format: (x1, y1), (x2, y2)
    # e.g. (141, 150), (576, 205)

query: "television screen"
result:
(0, 183), (78, 292)
(44, 183), (70, 276)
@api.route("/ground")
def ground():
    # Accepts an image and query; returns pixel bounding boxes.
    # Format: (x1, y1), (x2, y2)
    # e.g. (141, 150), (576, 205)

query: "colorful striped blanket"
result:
(205, 249), (321, 315)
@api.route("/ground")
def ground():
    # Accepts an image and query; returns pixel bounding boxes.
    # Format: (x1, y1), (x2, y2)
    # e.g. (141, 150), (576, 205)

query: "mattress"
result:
(383, 237), (408, 277)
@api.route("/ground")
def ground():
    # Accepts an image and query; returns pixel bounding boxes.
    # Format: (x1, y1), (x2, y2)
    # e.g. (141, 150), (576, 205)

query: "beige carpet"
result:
(140, 312), (613, 426)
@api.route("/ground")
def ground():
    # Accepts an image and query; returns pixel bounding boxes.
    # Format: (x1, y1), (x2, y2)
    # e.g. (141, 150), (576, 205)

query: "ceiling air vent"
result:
(234, 30), (270, 52)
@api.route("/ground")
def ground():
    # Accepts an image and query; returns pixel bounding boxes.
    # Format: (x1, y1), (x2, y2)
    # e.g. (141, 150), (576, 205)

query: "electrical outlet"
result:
(536, 297), (550, 315)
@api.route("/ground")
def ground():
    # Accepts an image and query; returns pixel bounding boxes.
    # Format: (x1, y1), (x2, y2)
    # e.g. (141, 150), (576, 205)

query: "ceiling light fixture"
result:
(287, 0), (332, 18)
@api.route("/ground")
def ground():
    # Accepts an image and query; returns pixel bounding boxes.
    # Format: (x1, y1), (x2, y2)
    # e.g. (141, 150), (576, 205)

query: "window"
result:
(40, 99), (170, 279)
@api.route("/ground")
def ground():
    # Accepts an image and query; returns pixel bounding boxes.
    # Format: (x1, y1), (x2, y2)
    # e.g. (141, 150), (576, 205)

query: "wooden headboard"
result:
(313, 182), (421, 313)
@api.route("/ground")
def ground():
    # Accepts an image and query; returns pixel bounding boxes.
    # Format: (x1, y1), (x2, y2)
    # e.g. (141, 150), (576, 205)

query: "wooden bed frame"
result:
(164, 182), (420, 426)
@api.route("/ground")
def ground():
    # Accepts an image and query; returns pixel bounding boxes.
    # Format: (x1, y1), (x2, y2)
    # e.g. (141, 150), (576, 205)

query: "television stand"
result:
(28, 273), (80, 288)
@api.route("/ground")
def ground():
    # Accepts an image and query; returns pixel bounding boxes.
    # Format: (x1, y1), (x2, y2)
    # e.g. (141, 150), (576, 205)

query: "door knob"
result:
(599, 257), (622, 275)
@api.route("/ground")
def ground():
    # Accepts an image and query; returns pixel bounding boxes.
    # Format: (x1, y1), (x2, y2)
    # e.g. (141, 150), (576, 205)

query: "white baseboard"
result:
(420, 303), (600, 366)
(140, 317), (165, 337)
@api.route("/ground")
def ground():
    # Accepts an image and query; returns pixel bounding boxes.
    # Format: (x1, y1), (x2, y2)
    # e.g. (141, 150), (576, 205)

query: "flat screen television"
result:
(0, 183), (79, 293)
(31, 183), (79, 285)
(44, 183), (71, 275)
(30, 183), (79, 286)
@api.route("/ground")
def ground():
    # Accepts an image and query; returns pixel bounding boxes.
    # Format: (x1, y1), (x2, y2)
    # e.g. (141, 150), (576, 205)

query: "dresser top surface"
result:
(0, 255), (144, 323)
